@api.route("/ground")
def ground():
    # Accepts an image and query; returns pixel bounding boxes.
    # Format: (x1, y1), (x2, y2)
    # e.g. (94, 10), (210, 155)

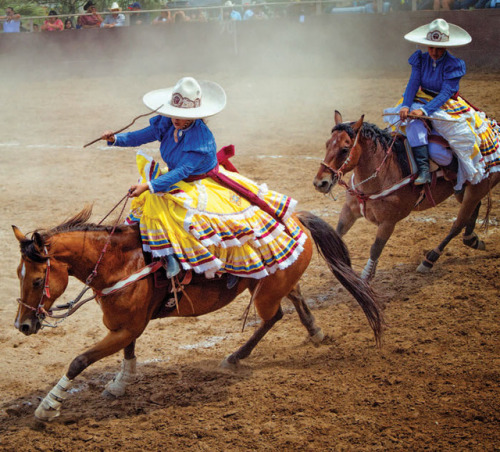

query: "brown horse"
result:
(13, 205), (383, 421)
(313, 111), (500, 280)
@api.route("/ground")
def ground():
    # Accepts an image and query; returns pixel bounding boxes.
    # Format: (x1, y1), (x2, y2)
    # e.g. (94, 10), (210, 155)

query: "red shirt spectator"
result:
(77, 0), (103, 29)
(42, 10), (64, 31)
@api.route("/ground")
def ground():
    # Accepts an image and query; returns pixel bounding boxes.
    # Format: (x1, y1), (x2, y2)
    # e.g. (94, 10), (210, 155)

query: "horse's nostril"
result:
(20, 323), (30, 334)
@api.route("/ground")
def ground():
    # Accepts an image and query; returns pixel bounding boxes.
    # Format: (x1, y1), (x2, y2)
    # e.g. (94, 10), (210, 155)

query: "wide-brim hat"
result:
(404, 18), (471, 48)
(109, 2), (121, 10)
(143, 77), (226, 119)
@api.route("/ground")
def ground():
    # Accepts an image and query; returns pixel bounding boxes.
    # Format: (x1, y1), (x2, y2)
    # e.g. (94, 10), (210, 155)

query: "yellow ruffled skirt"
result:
(125, 151), (307, 279)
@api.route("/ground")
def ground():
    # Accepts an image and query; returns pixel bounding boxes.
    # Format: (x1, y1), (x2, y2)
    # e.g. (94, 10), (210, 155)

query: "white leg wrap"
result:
(105, 357), (137, 397)
(35, 375), (73, 421)
(361, 258), (378, 281)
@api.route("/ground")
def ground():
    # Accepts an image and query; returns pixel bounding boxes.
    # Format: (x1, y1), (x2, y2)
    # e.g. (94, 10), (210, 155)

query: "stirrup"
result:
(226, 274), (239, 290)
(166, 255), (180, 279)
(414, 172), (431, 186)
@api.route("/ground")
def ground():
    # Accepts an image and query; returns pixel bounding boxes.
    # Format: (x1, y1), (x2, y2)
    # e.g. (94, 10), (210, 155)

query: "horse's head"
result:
(12, 226), (69, 335)
(313, 110), (364, 194)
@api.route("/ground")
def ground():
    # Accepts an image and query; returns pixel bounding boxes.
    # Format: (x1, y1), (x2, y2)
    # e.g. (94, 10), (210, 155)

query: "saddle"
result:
(394, 133), (458, 183)
(151, 260), (237, 319)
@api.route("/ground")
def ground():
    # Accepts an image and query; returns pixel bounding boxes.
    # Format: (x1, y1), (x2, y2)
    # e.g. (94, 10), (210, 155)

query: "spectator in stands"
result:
(173, 10), (188, 22)
(252, 1), (269, 19)
(42, 10), (64, 31)
(128, 2), (149, 25)
(153, 6), (172, 24)
(64, 18), (75, 29)
(1, 7), (21, 33)
(78, 1), (103, 28)
(189, 8), (207, 21)
(222, 1), (242, 20)
(242, 2), (254, 19)
(101, 2), (126, 27)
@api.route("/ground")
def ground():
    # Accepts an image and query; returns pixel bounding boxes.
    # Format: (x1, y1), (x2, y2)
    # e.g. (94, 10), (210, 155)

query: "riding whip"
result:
(83, 105), (164, 148)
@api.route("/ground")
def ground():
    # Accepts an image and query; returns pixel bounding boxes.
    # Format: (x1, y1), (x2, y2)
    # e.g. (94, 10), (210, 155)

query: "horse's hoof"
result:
(34, 404), (60, 422)
(101, 389), (119, 399)
(220, 355), (239, 370)
(416, 262), (432, 273)
(309, 329), (325, 345)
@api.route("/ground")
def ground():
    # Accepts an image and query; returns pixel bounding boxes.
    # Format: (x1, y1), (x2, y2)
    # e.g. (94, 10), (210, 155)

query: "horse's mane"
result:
(333, 121), (409, 174)
(20, 205), (128, 262)
(332, 122), (393, 150)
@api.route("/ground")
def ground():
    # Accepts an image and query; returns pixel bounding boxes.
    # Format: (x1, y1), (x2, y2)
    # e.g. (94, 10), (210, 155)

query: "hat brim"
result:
(404, 23), (471, 48)
(143, 80), (226, 119)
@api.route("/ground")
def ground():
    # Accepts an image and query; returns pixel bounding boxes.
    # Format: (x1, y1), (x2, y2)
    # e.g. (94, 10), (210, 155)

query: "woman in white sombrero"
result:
(101, 77), (306, 288)
(384, 19), (500, 190)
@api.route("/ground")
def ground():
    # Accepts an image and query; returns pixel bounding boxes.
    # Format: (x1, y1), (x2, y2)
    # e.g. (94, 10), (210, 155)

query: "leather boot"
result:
(166, 254), (180, 278)
(413, 145), (431, 185)
(226, 274), (239, 290)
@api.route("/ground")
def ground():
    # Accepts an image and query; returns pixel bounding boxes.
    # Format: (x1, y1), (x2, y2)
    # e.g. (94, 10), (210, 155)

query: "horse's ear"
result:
(334, 110), (343, 125)
(32, 232), (45, 251)
(352, 114), (365, 132)
(12, 225), (26, 243)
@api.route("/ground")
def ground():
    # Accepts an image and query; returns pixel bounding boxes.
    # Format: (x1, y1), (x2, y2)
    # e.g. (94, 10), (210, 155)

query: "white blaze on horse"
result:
(12, 206), (383, 421)
(313, 111), (500, 280)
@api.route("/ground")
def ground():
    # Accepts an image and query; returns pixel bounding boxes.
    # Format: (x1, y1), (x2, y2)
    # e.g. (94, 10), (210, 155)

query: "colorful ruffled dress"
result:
(113, 115), (306, 279)
(384, 50), (500, 190)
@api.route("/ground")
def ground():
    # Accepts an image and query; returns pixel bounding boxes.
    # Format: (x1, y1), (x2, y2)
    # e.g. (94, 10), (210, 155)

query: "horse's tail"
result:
(297, 211), (384, 346)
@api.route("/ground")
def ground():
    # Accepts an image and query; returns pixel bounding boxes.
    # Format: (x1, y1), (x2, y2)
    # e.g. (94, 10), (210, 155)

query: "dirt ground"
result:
(0, 63), (499, 451)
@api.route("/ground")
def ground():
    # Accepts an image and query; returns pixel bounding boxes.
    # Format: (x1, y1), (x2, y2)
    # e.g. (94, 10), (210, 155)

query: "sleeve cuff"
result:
(147, 181), (155, 194)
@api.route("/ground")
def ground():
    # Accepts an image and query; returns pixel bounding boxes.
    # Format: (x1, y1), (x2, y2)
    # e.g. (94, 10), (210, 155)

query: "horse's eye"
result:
(33, 278), (44, 289)
(340, 147), (350, 155)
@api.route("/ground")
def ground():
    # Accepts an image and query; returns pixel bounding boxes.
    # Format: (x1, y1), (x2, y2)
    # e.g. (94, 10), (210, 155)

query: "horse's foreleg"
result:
(361, 222), (396, 281)
(221, 306), (284, 368)
(287, 284), (324, 344)
(103, 341), (137, 398)
(336, 202), (361, 237)
(417, 195), (482, 273)
(35, 329), (136, 421)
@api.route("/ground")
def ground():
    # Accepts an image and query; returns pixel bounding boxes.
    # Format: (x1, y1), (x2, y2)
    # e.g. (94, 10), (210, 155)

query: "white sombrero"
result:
(404, 18), (472, 48)
(143, 77), (226, 119)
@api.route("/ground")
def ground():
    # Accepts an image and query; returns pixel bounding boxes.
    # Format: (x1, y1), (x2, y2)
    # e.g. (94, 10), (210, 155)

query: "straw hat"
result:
(404, 18), (471, 48)
(109, 2), (121, 10)
(143, 77), (227, 119)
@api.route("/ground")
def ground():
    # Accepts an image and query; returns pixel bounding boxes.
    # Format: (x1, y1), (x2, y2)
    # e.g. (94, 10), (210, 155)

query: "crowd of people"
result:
(1, 0), (498, 33)
(0, 0), (278, 33)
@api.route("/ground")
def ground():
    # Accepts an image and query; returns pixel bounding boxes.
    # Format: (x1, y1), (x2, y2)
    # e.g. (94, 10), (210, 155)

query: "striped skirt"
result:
(384, 89), (500, 190)
(125, 151), (307, 279)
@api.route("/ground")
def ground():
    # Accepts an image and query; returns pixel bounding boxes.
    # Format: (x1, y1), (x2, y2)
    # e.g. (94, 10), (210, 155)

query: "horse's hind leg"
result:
(221, 306), (284, 368)
(462, 202), (485, 250)
(417, 187), (484, 273)
(287, 284), (324, 345)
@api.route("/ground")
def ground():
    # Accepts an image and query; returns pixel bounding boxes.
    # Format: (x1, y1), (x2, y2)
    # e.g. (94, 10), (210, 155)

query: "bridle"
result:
(17, 246), (53, 326)
(320, 123), (400, 192)
(320, 126), (362, 190)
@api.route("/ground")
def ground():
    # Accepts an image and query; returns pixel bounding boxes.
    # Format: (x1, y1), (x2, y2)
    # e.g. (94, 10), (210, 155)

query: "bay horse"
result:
(13, 205), (383, 421)
(313, 111), (500, 280)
